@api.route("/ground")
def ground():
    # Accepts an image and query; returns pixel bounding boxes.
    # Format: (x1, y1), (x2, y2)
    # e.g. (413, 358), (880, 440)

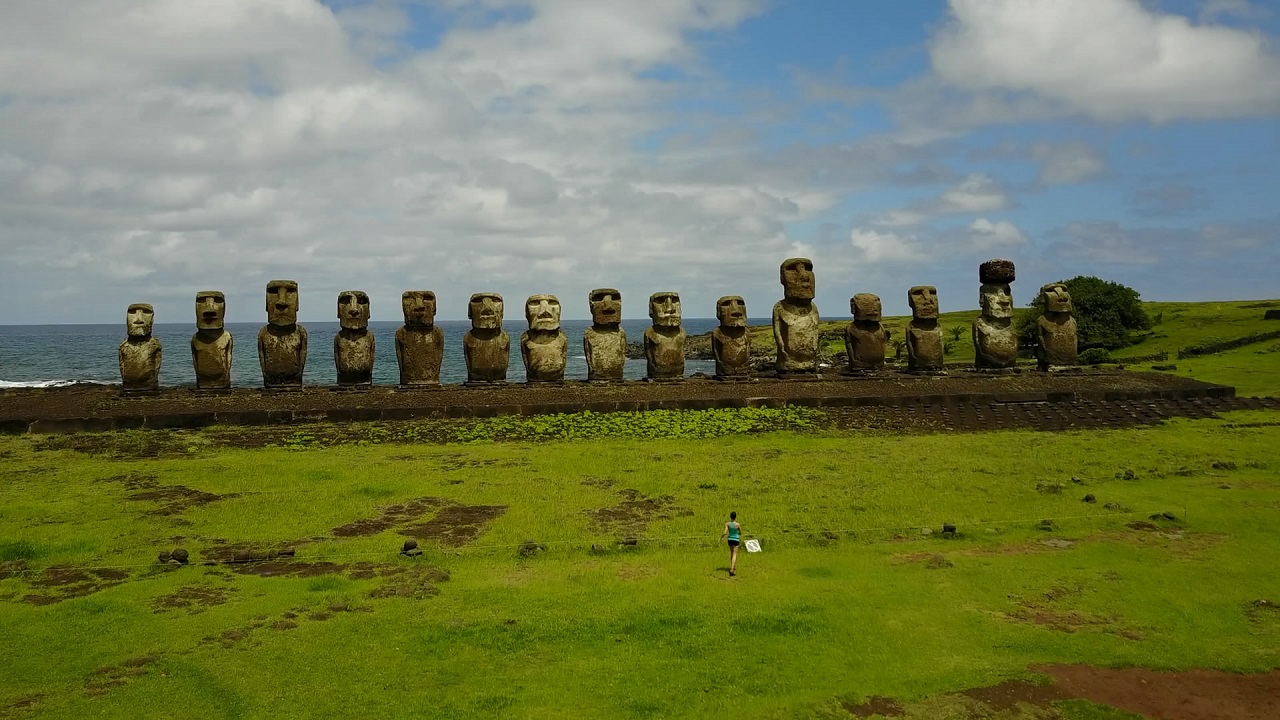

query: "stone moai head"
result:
(851, 293), (882, 322)
(588, 288), (622, 327)
(716, 296), (747, 328)
(468, 292), (504, 330)
(649, 291), (682, 328)
(1041, 283), (1072, 314)
(195, 291), (226, 331)
(780, 257), (815, 300)
(337, 290), (371, 330)
(265, 280), (299, 326)
(126, 303), (154, 338)
(978, 259), (1015, 320)
(525, 294), (562, 331)
(908, 286), (938, 320)
(402, 291), (437, 329)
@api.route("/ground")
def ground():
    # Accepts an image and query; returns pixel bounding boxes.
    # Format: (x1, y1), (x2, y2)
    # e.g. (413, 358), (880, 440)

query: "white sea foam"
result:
(0, 379), (116, 389)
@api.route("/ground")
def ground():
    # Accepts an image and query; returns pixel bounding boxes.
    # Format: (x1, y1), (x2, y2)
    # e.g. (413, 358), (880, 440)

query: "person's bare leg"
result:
(730, 545), (739, 575)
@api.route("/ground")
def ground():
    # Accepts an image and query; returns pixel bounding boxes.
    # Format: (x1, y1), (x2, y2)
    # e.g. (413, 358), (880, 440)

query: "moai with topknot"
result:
(972, 259), (1017, 370)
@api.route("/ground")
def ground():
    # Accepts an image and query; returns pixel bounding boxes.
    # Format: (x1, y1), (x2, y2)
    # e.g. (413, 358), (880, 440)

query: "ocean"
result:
(0, 318), (773, 388)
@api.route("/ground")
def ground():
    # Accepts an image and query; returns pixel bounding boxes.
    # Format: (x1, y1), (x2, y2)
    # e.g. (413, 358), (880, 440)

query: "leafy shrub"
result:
(1078, 347), (1113, 365)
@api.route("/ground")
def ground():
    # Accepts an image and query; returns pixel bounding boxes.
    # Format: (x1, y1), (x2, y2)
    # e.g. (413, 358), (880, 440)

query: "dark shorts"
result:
(728, 539), (740, 548)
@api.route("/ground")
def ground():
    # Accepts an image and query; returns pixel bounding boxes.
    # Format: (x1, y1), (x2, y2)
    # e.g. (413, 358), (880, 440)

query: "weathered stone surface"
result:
(191, 291), (232, 389)
(906, 286), (944, 372)
(973, 260), (1017, 369)
(584, 288), (626, 381)
(521, 294), (567, 382)
(773, 257), (820, 373)
(396, 291), (444, 386)
(979, 258), (1016, 284)
(463, 292), (510, 383)
(645, 291), (685, 379)
(1037, 283), (1078, 370)
(257, 280), (307, 388)
(334, 290), (374, 386)
(844, 293), (888, 371)
(119, 303), (161, 390)
(712, 295), (752, 377)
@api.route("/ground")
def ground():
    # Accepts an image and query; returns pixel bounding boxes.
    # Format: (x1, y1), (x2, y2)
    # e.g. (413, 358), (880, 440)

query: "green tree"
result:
(1016, 276), (1152, 350)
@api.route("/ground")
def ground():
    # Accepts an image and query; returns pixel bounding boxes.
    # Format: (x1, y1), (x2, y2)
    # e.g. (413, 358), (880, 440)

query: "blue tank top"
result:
(728, 522), (740, 541)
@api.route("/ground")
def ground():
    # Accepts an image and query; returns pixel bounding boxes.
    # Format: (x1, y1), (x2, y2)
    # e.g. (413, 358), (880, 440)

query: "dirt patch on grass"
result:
(1036, 664), (1280, 720)
(366, 564), (451, 600)
(0, 693), (45, 717)
(100, 473), (239, 518)
(232, 560), (346, 578)
(332, 496), (449, 537)
(22, 566), (130, 605)
(83, 655), (158, 697)
(151, 585), (237, 614)
(960, 678), (1069, 712)
(841, 695), (903, 718)
(402, 503), (508, 546)
(585, 488), (693, 538)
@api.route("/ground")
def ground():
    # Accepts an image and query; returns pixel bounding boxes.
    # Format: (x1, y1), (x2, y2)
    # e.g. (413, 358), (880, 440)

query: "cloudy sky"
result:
(2, 0), (1278, 324)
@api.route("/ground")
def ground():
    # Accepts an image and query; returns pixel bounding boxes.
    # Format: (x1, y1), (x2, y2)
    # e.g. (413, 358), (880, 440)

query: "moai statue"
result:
(773, 257), (820, 375)
(463, 292), (510, 383)
(1037, 283), (1078, 370)
(191, 291), (233, 389)
(972, 259), (1017, 370)
(583, 288), (626, 382)
(844, 293), (889, 373)
(521, 294), (567, 383)
(119, 303), (161, 390)
(906, 286), (944, 373)
(396, 291), (444, 386)
(334, 290), (374, 386)
(644, 291), (685, 379)
(712, 295), (752, 378)
(257, 280), (307, 388)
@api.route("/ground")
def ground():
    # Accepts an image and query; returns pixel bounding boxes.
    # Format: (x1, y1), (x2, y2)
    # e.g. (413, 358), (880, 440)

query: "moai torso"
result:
(845, 322), (888, 371)
(258, 325), (308, 387)
(463, 330), (510, 382)
(583, 326), (627, 381)
(644, 327), (686, 379)
(119, 339), (162, 390)
(973, 318), (1017, 369)
(906, 322), (944, 371)
(396, 326), (445, 385)
(773, 301), (819, 372)
(712, 328), (752, 376)
(334, 331), (374, 385)
(522, 331), (567, 382)
(191, 331), (233, 388)
(1037, 315), (1078, 369)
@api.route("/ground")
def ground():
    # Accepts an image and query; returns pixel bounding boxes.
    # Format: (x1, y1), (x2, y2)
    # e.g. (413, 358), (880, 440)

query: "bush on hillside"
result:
(1017, 276), (1152, 351)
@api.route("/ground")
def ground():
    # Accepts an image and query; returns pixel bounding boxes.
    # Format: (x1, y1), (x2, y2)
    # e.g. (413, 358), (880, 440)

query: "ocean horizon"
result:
(0, 318), (779, 388)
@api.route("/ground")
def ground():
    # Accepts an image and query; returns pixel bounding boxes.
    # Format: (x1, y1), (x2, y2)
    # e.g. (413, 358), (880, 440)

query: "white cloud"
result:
(870, 173), (1009, 227)
(1030, 141), (1106, 185)
(849, 228), (927, 263)
(968, 218), (1027, 249)
(930, 0), (1280, 122)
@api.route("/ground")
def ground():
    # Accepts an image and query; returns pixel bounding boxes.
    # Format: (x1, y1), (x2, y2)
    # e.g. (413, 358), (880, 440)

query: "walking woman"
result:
(720, 511), (742, 577)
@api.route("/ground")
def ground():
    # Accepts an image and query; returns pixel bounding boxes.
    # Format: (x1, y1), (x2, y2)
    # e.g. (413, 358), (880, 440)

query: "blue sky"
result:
(1, 0), (1278, 324)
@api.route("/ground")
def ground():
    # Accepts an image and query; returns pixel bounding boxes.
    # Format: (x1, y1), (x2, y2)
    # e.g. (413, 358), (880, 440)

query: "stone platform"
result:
(0, 370), (1236, 434)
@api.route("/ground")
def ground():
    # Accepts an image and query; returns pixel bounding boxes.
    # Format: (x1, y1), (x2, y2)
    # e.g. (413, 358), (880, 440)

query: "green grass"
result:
(3, 407), (1280, 718)
(1135, 338), (1280, 397)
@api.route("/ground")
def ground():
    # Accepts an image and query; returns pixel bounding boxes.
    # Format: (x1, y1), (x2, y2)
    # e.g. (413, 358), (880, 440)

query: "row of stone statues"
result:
(118, 258), (1079, 390)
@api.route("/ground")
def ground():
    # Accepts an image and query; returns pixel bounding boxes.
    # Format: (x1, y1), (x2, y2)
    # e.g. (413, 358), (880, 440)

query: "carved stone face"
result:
(126, 303), (154, 338)
(337, 290), (371, 330)
(979, 283), (1013, 319)
(908, 286), (938, 320)
(1041, 283), (1072, 313)
(402, 291), (437, 329)
(780, 257), (815, 300)
(589, 288), (622, 327)
(851, 293), (881, 322)
(525, 294), (562, 331)
(716, 296), (746, 328)
(265, 280), (299, 326)
(468, 293), (504, 330)
(195, 291), (225, 331)
(649, 292), (682, 328)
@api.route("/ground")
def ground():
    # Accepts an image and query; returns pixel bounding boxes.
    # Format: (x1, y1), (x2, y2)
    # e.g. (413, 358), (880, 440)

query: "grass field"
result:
(2, 300), (1278, 719)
